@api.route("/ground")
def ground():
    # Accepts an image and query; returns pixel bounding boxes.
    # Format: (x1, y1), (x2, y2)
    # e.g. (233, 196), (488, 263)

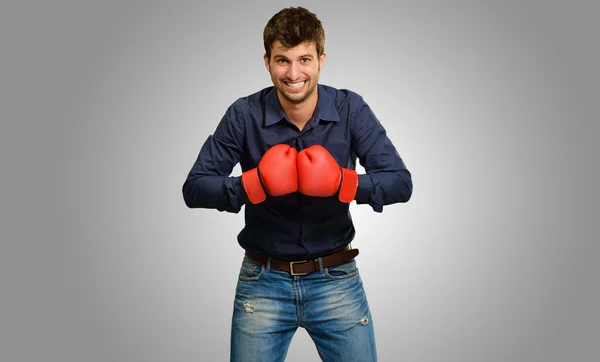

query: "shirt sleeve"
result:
(351, 98), (413, 212)
(182, 101), (248, 213)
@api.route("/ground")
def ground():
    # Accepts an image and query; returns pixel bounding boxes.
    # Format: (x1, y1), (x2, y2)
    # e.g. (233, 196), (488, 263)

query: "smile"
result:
(284, 80), (307, 90)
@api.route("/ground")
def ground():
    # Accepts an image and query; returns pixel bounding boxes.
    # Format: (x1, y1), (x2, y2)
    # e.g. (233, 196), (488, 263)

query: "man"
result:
(183, 6), (412, 361)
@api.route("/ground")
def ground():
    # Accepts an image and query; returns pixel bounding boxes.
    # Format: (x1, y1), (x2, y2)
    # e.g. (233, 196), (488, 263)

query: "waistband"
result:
(244, 245), (358, 276)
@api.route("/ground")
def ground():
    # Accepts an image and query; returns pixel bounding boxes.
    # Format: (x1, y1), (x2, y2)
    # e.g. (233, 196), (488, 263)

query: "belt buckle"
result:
(289, 260), (309, 276)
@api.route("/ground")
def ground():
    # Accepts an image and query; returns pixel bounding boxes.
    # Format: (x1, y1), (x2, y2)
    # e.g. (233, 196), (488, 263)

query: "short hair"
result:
(263, 7), (325, 60)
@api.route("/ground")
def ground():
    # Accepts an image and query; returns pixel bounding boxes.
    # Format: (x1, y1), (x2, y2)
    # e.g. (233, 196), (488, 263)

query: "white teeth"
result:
(286, 81), (305, 88)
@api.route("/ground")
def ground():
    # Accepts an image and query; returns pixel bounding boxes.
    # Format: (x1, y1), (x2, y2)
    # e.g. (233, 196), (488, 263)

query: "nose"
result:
(287, 61), (301, 80)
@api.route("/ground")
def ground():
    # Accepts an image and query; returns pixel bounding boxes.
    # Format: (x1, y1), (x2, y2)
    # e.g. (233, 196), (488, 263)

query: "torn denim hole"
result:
(243, 301), (255, 313)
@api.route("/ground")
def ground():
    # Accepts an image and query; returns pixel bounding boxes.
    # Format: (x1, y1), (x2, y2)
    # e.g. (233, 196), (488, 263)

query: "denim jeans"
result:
(230, 255), (377, 362)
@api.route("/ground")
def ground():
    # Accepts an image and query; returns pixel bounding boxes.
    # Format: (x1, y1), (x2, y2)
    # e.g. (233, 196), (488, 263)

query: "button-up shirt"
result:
(183, 84), (412, 260)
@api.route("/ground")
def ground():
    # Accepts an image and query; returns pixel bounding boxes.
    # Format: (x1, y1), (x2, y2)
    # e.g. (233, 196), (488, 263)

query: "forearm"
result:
(183, 175), (248, 213)
(355, 170), (412, 212)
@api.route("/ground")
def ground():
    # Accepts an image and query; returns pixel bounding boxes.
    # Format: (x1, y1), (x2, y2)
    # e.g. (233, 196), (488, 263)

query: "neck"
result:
(278, 87), (319, 129)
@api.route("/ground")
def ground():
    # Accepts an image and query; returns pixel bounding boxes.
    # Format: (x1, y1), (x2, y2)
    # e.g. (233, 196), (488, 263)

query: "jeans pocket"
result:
(324, 259), (359, 280)
(238, 256), (265, 281)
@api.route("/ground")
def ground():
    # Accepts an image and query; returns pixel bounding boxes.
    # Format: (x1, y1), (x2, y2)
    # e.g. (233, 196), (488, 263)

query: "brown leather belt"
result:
(245, 245), (359, 276)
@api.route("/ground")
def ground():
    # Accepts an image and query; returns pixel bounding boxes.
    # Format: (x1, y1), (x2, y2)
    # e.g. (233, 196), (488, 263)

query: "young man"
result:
(183, 6), (412, 361)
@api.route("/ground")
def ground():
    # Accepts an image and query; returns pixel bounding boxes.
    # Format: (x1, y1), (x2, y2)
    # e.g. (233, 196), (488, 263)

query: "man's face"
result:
(264, 41), (326, 105)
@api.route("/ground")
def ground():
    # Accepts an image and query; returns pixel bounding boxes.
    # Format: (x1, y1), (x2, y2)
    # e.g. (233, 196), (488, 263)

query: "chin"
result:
(286, 92), (308, 102)
(282, 86), (316, 104)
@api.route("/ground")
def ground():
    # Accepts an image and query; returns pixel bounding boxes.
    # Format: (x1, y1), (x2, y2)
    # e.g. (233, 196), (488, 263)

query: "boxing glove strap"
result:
(338, 168), (358, 203)
(241, 168), (267, 204)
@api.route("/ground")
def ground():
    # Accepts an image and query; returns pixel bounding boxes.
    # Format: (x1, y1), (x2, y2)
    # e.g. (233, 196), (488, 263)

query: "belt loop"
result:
(266, 257), (272, 272)
(318, 257), (324, 273)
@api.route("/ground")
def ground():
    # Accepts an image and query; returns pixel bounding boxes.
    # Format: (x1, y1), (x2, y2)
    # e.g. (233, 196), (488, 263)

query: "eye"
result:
(276, 59), (288, 64)
(301, 58), (311, 63)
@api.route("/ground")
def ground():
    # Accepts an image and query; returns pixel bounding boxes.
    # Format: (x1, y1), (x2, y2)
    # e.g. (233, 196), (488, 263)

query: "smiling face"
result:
(264, 40), (326, 107)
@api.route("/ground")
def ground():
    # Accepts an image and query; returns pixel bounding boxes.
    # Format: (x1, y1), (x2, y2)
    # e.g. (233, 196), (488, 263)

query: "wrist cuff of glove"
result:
(241, 168), (267, 204)
(338, 168), (358, 203)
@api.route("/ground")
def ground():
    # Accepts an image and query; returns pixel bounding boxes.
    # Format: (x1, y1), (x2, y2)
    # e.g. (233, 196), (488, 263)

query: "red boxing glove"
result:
(241, 144), (298, 204)
(297, 145), (358, 203)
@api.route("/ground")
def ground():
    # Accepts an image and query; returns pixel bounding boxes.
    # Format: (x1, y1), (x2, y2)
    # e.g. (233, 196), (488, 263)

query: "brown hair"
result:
(263, 7), (325, 60)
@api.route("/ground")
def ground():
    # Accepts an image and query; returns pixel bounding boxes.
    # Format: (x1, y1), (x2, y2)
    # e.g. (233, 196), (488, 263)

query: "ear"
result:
(319, 52), (326, 71)
(263, 53), (270, 72)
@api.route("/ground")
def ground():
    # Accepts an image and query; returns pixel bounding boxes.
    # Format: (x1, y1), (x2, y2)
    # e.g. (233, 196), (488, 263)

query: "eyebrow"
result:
(273, 54), (314, 60)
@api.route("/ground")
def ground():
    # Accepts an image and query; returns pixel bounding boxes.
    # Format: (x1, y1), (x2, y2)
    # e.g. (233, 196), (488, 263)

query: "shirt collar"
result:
(265, 84), (340, 127)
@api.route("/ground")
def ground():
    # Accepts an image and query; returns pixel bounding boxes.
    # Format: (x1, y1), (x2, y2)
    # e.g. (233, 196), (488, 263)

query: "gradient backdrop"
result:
(2, 0), (599, 361)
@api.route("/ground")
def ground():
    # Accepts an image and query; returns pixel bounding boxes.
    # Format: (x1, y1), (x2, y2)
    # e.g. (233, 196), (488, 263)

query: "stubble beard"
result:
(273, 65), (320, 105)
(279, 80), (317, 105)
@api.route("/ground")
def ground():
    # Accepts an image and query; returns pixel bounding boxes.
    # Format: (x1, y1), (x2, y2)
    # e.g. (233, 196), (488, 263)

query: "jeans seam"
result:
(293, 277), (303, 327)
(238, 258), (266, 281)
(281, 334), (295, 362)
(314, 340), (327, 362)
(323, 267), (359, 279)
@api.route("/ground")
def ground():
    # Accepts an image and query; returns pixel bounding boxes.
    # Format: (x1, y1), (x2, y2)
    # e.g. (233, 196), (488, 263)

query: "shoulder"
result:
(230, 86), (274, 109)
(217, 87), (274, 133)
(319, 84), (367, 110)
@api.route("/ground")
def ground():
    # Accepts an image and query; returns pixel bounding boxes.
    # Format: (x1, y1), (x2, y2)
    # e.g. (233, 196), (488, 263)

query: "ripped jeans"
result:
(230, 255), (377, 362)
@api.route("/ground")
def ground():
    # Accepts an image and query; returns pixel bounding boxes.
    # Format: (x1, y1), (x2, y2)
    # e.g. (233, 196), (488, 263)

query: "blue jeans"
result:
(230, 255), (377, 361)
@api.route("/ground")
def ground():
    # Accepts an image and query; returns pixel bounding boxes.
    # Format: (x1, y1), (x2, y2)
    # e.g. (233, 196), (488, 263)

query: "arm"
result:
(182, 102), (248, 213)
(352, 100), (413, 212)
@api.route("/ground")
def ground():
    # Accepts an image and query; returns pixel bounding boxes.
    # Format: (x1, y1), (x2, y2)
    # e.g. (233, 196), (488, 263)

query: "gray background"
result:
(2, 0), (598, 361)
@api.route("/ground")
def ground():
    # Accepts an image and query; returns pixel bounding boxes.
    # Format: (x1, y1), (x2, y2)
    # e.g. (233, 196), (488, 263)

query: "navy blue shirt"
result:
(183, 84), (412, 260)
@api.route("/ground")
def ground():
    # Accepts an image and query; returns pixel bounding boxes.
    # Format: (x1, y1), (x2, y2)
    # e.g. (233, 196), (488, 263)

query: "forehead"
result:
(270, 40), (318, 57)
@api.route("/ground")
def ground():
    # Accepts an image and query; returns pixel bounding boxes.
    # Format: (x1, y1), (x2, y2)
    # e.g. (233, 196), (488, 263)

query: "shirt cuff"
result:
(355, 174), (372, 204)
(234, 176), (249, 206)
